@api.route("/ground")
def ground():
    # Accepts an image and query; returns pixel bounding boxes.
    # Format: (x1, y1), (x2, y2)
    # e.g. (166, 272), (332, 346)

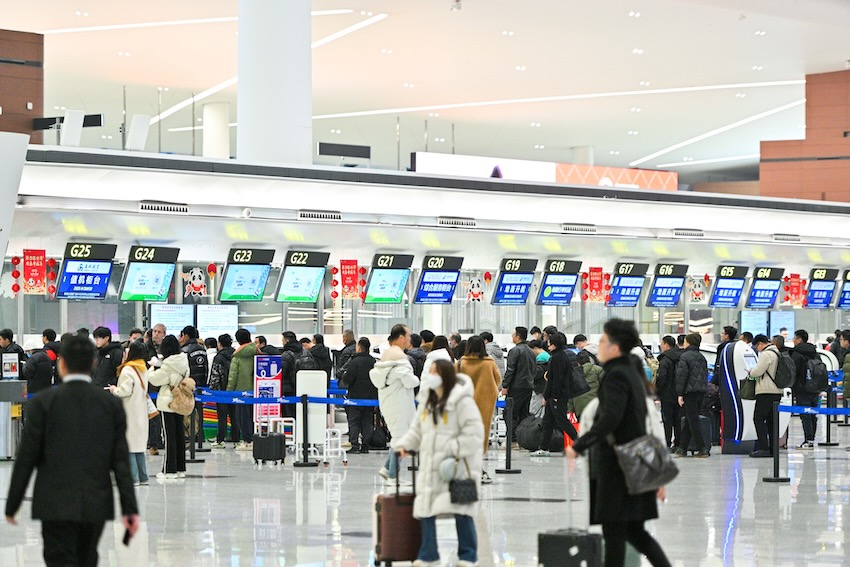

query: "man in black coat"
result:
(310, 333), (334, 382)
(675, 333), (710, 458)
(180, 325), (209, 445)
(92, 326), (124, 387)
(655, 335), (682, 449)
(22, 329), (61, 394)
(534, 332), (579, 456)
(791, 329), (820, 448)
(500, 326), (537, 435)
(5, 333), (139, 566)
(335, 330), (357, 377)
(341, 337), (378, 453)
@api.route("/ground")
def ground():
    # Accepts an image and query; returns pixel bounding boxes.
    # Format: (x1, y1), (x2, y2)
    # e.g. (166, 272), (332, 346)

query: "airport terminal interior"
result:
(2, 0), (850, 565)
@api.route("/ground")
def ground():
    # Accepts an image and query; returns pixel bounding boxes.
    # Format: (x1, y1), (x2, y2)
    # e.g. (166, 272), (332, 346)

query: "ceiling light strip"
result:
(313, 80), (805, 120)
(629, 99), (805, 166)
(656, 154), (761, 168)
(311, 13), (388, 48)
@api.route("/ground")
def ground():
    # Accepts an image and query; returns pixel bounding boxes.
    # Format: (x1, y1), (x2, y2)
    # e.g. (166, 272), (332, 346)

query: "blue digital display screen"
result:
(647, 276), (685, 308)
(709, 278), (745, 308)
(805, 280), (836, 309)
(745, 279), (781, 309)
(837, 282), (850, 310)
(607, 275), (645, 307)
(536, 273), (578, 306)
(414, 271), (460, 304)
(56, 259), (113, 300)
(492, 272), (534, 305)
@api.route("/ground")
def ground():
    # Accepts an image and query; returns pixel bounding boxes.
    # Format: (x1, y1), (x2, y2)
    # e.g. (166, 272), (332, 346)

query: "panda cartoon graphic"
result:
(182, 267), (207, 303)
(464, 277), (485, 303)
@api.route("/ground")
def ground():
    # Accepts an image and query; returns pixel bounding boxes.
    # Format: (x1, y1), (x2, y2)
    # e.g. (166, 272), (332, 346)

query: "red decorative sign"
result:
(22, 249), (46, 295)
(340, 260), (359, 300)
(586, 267), (605, 302)
(786, 273), (804, 307)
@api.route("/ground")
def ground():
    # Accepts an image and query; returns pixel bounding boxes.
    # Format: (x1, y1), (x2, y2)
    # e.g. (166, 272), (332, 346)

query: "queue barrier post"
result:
(293, 394), (318, 468)
(820, 388), (839, 447)
(496, 397), (521, 475)
(186, 394), (205, 464)
(763, 401), (790, 484)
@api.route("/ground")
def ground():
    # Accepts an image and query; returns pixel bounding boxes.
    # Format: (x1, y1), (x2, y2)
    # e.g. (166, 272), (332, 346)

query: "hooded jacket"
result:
(342, 352), (378, 400)
(748, 344), (784, 395)
(369, 345), (420, 437)
(281, 341), (315, 394)
(227, 342), (257, 393)
(485, 342), (506, 377)
(655, 347), (682, 404)
(406, 346), (427, 378)
(208, 346), (235, 391)
(422, 348), (452, 379)
(393, 374), (484, 519)
(790, 342), (819, 394)
(310, 344), (334, 380)
(22, 341), (61, 394)
(93, 341), (124, 387)
(675, 345), (708, 396)
(147, 353), (190, 413)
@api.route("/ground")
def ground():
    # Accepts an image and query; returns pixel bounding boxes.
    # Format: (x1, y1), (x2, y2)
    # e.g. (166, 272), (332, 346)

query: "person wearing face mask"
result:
(395, 359), (484, 567)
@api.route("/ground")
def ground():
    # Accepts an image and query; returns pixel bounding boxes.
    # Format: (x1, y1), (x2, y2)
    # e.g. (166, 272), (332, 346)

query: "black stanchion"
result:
(837, 384), (850, 427)
(186, 403), (205, 464)
(820, 389), (839, 447)
(763, 401), (790, 484)
(294, 394), (318, 468)
(496, 397), (521, 475)
(194, 401), (211, 452)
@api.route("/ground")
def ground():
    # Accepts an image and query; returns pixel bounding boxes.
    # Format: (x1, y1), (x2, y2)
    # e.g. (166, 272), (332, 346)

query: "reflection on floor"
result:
(1, 418), (849, 566)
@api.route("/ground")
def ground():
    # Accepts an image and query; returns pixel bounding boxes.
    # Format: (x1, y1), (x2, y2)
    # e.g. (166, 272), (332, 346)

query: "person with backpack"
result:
(654, 336), (681, 449)
(570, 350), (602, 422)
(310, 334), (334, 383)
(341, 337), (377, 454)
(791, 329), (823, 449)
(336, 330), (357, 378)
(22, 329), (61, 394)
(209, 334), (237, 448)
(747, 334), (786, 457)
(179, 326), (209, 446)
(406, 333), (427, 378)
(280, 331), (317, 418)
(532, 332), (579, 457)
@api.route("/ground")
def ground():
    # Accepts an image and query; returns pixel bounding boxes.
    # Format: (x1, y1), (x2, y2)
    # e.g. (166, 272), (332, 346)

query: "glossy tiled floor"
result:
(2, 417), (850, 566)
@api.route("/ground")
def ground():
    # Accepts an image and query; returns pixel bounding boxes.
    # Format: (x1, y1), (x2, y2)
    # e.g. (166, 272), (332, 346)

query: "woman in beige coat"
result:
(109, 341), (151, 485)
(457, 335), (501, 484)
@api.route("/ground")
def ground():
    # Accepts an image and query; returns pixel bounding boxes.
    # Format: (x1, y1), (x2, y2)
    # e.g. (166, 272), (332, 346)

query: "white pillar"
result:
(237, 0), (312, 165)
(571, 145), (594, 166)
(0, 133), (29, 258)
(202, 102), (231, 159)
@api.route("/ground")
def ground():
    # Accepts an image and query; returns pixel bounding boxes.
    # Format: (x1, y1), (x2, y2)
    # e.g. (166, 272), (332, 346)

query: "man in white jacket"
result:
(370, 324), (420, 483)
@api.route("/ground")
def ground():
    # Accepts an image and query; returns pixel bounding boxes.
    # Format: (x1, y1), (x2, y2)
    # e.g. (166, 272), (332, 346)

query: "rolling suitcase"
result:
(373, 453), (421, 565)
(253, 419), (285, 465)
(681, 414), (712, 453)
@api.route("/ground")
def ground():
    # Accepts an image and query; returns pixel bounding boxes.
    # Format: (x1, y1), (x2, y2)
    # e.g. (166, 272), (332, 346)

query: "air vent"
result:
(438, 216), (477, 228)
(773, 233), (801, 243)
(561, 223), (597, 235)
(673, 228), (705, 239)
(139, 201), (189, 214)
(298, 210), (342, 222)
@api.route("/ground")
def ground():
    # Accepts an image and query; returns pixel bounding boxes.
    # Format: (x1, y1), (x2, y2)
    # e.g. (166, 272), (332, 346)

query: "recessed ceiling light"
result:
(755, 30), (766, 36)
(628, 10), (641, 18)
(609, 150), (621, 155)
(359, 11), (374, 16)
(74, 11), (89, 16)
(630, 107), (642, 112)
(534, 144), (545, 149)
(682, 156), (693, 162)
(428, 112), (440, 117)
(403, 82), (415, 88)
(627, 130), (639, 135)
(380, 48), (393, 54)
(735, 92), (747, 98)
(330, 129), (342, 134)
(117, 51), (131, 56)
(501, 30), (515, 36)
(60, 106), (66, 110)
(514, 65), (527, 72)
(530, 122), (541, 127)
(197, 118), (202, 122)
(631, 48), (644, 55)
(751, 65), (764, 71)
(434, 137), (446, 143)
(157, 86), (169, 92)
(639, 81), (651, 86)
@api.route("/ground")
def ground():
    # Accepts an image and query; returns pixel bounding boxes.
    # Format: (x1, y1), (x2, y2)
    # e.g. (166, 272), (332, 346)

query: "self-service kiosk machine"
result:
(716, 341), (792, 454)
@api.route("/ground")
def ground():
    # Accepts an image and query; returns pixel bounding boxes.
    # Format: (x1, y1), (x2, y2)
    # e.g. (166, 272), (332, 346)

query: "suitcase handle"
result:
(395, 451), (416, 498)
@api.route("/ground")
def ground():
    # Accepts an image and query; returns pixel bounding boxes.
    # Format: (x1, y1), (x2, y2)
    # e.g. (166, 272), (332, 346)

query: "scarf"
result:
(119, 359), (148, 387)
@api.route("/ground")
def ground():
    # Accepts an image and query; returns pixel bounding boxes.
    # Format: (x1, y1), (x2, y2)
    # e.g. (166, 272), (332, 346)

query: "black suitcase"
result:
(253, 423), (286, 465)
(681, 414), (712, 452)
(538, 529), (603, 566)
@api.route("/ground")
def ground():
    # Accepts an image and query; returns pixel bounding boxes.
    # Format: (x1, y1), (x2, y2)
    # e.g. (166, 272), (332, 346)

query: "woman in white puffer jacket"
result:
(395, 359), (484, 567)
(147, 335), (190, 479)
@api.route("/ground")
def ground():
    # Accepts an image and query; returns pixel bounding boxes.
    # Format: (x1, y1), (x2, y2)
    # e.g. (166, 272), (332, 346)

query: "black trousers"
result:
(677, 392), (707, 452)
(41, 520), (105, 567)
(346, 407), (374, 449)
(162, 411), (186, 473)
(602, 521), (671, 567)
(754, 393), (782, 452)
(659, 400), (681, 448)
(216, 403), (240, 443)
(539, 398), (577, 449)
(508, 388), (533, 439)
(148, 411), (163, 449)
(237, 404), (255, 442)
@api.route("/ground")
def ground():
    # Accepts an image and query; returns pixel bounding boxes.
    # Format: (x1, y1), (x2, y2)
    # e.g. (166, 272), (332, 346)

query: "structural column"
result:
(0, 133), (30, 259)
(237, 0), (312, 165)
(202, 102), (231, 159)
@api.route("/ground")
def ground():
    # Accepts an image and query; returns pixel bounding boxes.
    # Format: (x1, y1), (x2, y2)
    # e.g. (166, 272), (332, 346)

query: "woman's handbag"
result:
(449, 458), (478, 504)
(739, 377), (757, 400)
(170, 376), (197, 416)
(612, 434), (679, 496)
(131, 367), (159, 420)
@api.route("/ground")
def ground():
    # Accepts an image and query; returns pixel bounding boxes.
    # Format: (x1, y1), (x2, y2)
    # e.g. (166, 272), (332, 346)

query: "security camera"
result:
(242, 208), (252, 219)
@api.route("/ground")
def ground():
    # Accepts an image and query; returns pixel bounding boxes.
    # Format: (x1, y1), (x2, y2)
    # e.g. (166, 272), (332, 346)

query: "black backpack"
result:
(294, 349), (318, 373)
(804, 357), (829, 394)
(770, 350), (796, 389)
(532, 361), (549, 395)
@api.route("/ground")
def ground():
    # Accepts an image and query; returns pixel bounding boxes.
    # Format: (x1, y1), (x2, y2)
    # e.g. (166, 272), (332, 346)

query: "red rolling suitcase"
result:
(373, 453), (421, 565)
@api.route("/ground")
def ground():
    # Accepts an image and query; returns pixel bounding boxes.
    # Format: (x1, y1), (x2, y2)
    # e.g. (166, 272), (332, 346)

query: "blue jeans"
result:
(129, 452), (148, 483)
(418, 515), (477, 563)
(383, 451), (399, 479)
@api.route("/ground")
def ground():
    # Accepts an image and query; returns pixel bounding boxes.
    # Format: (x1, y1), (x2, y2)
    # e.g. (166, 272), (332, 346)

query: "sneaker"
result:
(412, 560), (440, 567)
(348, 445), (361, 453)
(377, 466), (390, 480)
(386, 478), (412, 487)
(133, 482), (141, 487)
(359, 447), (370, 454)
(749, 450), (772, 458)
(673, 449), (688, 458)
(210, 441), (225, 449)
(156, 472), (179, 480)
(457, 561), (479, 567)
(694, 450), (710, 459)
(798, 441), (815, 450)
(530, 449), (550, 457)
(236, 442), (253, 452)
(139, 480), (149, 486)
(481, 471), (493, 485)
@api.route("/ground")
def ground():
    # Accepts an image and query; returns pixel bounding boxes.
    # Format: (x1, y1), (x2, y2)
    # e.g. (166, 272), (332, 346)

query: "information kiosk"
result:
(536, 259), (581, 306)
(364, 254), (413, 304)
(56, 243), (117, 300)
(275, 251), (330, 303)
(492, 258), (537, 305)
(607, 262), (649, 307)
(219, 248), (275, 302)
(414, 255), (463, 305)
(119, 245), (179, 301)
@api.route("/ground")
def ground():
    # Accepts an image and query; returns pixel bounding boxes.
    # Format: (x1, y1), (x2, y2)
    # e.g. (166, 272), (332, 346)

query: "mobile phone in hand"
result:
(122, 529), (132, 546)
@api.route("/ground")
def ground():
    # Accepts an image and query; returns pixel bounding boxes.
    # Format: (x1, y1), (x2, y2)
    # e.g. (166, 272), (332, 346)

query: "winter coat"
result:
(112, 362), (150, 452)
(208, 347), (234, 391)
(457, 356), (501, 454)
(790, 342), (819, 394)
(406, 347), (427, 378)
(206, 348), (217, 380)
(393, 375), (484, 519)
(570, 361), (602, 419)
(485, 342), (506, 377)
(93, 341), (124, 387)
(226, 342), (257, 393)
(502, 342), (536, 391)
(22, 341), (60, 394)
(260, 344), (281, 356)
(147, 353), (190, 413)
(182, 342), (209, 388)
(336, 342), (356, 375)
(369, 346), (420, 438)
(281, 341), (313, 394)
(544, 348), (578, 401)
(675, 346), (708, 396)
(654, 347), (682, 404)
(343, 352), (378, 400)
(572, 355), (658, 525)
(311, 344), (334, 380)
(422, 348), (453, 379)
(843, 351), (850, 378)
(748, 345), (783, 395)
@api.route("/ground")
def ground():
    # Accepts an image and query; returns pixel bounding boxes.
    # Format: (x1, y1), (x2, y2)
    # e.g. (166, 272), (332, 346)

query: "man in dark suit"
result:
(5, 333), (139, 567)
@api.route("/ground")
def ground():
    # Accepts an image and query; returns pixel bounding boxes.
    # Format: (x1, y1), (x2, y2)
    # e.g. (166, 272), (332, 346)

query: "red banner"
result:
(787, 273), (803, 307)
(340, 260), (359, 300)
(587, 267), (604, 302)
(22, 249), (46, 295)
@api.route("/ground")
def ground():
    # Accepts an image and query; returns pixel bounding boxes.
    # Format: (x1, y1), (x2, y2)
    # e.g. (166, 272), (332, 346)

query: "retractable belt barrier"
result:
(777, 404), (850, 416)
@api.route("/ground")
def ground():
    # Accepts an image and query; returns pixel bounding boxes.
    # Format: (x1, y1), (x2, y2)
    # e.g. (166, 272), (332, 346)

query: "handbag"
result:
(131, 367), (159, 420)
(739, 377), (756, 400)
(612, 433), (680, 496)
(170, 376), (197, 416)
(449, 458), (478, 504)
